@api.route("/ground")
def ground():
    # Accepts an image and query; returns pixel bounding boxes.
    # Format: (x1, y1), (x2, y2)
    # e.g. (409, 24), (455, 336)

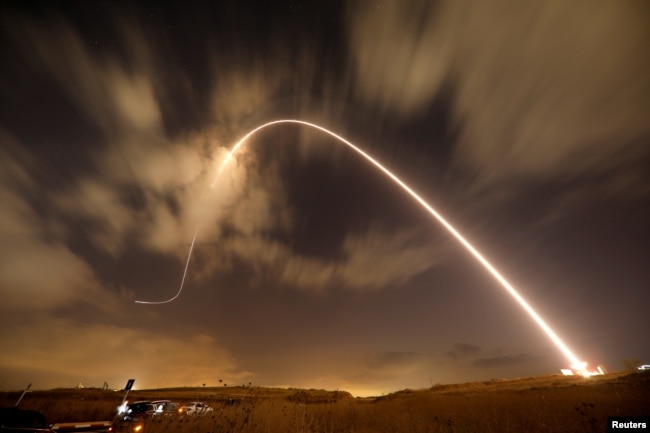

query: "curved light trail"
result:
(135, 227), (199, 305)
(136, 119), (586, 371)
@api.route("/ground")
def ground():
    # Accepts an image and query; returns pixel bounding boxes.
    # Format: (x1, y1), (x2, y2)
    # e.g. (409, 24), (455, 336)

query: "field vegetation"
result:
(1, 372), (648, 433)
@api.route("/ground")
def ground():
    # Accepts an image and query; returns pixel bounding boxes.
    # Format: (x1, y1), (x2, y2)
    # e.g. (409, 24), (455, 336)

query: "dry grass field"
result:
(1, 372), (648, 433)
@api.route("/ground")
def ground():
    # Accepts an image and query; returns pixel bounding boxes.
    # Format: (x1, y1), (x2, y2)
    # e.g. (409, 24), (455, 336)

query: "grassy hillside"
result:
(1, 372), (648, 432)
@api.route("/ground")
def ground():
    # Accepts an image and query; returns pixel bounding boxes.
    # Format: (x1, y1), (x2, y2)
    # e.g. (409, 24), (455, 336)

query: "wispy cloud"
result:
(0, 134), (110, 313)
(206, 225), (447, 292)
(346, 0), (650, 198)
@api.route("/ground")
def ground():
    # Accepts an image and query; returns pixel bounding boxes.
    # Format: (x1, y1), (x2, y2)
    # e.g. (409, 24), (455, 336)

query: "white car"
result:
(150, 400), (181, 417)
(180, 402), (214, 416)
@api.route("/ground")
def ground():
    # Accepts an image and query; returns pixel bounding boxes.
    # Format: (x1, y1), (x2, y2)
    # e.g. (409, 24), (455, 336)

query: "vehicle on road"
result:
(179, 402), (213, 416)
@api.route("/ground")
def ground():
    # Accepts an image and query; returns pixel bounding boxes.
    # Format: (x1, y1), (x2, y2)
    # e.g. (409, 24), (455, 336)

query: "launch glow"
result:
(136, 119), (594, 375)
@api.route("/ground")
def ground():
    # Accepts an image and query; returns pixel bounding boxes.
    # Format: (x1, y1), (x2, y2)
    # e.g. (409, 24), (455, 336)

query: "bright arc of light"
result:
(135, 119), (583, 368)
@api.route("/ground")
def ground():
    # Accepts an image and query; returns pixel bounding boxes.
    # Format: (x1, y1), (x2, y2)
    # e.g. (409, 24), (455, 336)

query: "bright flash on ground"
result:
(117, 402), (128, 414)
(561, 363), (605, 377)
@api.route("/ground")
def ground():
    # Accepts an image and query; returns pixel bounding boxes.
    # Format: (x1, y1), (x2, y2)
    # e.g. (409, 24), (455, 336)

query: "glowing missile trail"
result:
(135, 119), (585, 369)
(135, 227), (199, 305)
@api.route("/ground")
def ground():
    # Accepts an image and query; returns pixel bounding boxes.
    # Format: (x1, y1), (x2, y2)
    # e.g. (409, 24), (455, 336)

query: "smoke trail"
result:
(136, 119), (584, 369)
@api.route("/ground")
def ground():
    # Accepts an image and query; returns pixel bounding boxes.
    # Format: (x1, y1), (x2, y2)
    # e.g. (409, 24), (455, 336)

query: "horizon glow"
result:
(135, 119), (585, 370)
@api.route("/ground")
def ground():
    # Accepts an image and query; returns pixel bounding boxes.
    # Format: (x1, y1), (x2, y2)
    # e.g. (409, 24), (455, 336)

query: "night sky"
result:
(1, 1), (648, 397)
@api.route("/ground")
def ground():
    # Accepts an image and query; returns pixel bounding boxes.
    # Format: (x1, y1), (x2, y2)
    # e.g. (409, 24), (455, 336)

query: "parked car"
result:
(180, 402), (213, 416)
(1, 406), (112, 433)
(149, 401), (181, 417)
(0, 407), (48, 432)
(113, 401), (153, 432)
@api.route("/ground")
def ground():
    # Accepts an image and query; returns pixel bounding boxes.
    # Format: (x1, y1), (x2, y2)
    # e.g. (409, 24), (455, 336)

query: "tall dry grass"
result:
(1, 373), (647, 433)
